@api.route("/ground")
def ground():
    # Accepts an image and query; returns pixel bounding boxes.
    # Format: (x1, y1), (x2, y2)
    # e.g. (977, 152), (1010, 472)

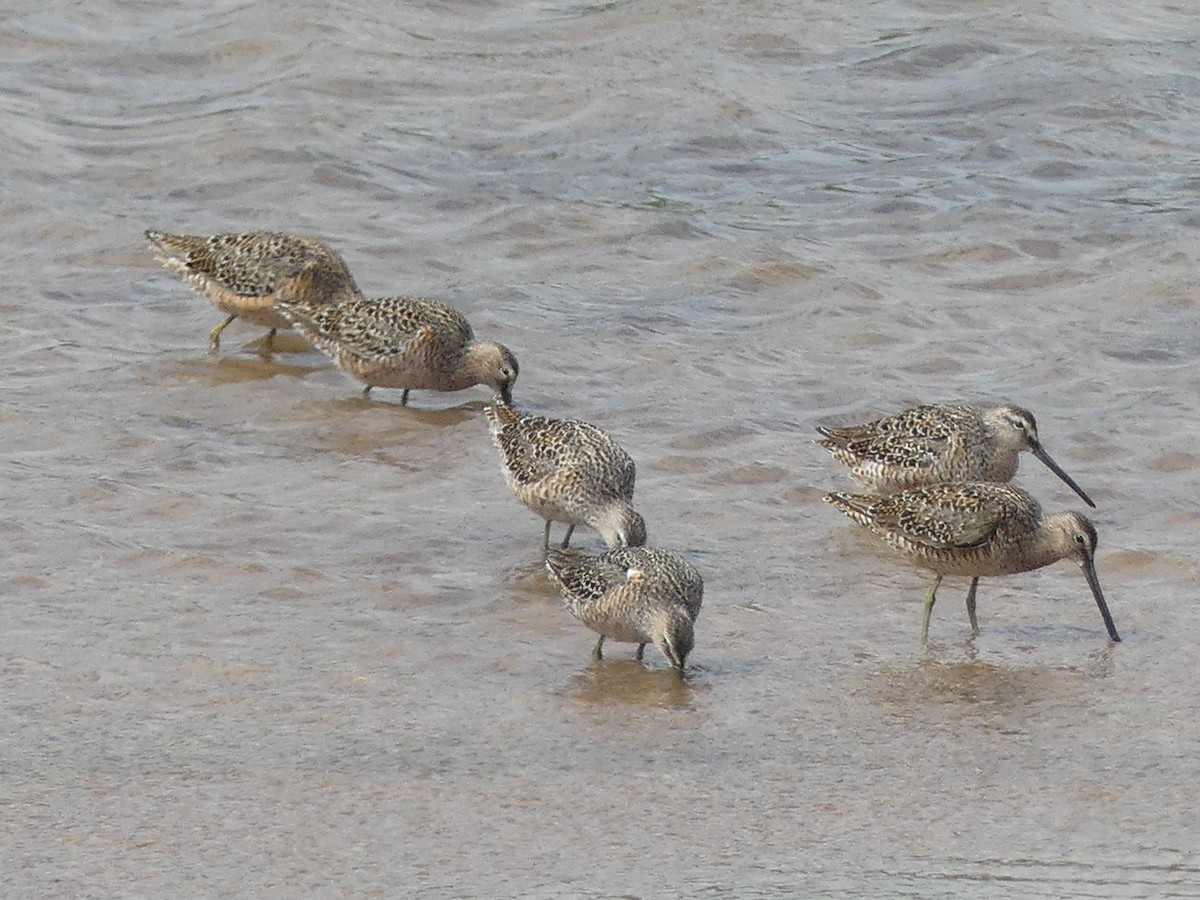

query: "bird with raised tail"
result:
(485, 398), (646, 553)
(824, 482), (1120, 643)
(146, 229), (361, 350)
(545, 547), (703, 671)
(817, 403), (1096, 507)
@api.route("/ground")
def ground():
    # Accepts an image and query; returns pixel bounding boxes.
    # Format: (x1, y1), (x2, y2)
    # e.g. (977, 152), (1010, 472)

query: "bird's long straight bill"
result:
(1081, 557), (1121, 642)
(1032, 444), (1096, 508)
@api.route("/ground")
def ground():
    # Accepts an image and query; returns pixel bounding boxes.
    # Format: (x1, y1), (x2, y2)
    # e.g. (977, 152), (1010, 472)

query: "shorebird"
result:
(274, 293), (519, 405)
(824, 482), (1121, 643)
(486, 398), (646, 552)
(817, 403), (1095, 507)
(146, 230), (361, 349)
(545, 547), (703, 670)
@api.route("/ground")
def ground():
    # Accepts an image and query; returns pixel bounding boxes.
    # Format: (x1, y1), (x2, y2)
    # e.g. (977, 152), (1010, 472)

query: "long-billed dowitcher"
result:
(146, 230), (361, 349)
(545, 547), (703, 670)
(824, 482), (1120, 643)
(486, 398), (646, 553)
(273, 293), (519, 405)
(817, 403), (1095, 507)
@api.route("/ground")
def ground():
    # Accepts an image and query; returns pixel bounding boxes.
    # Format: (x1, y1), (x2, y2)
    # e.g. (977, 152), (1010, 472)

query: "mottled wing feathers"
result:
(644, 549), (704, 620)
(487, 406), (636, 496)
(545, 549), (631, 604)
(826, 483), (1022, 550)
(275, 296), (472, 363)
(886, 490), (1005, 549)
(815, 423), (870, 446)
(817, 404), (982, 472)
(278, 256), (361, 306)
(146, 230), (360, 300)
(548, 548), (703, 620)
(860, 404), (978, 437)
(486, 409), (569, 485)
(818, 430), (954, 471)
(483, 398), (520, 435)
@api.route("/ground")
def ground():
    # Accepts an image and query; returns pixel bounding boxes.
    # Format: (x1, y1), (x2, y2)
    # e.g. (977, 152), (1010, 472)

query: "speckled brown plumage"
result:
(146, 230), (361, 348)
(824, 482), (1120, 642)
(275, 294), (519, 405)
(486, 399), (646, 552)
(817, 403), (1094, 507)
(545, 547), (703, 670)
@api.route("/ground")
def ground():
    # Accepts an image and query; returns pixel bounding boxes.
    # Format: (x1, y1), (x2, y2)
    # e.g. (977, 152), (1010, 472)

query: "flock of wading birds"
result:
(146, 229), (1122, 672)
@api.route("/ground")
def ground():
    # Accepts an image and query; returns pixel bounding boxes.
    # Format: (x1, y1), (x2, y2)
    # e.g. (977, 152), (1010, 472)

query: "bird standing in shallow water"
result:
(485, 398), (646, 553)
(545, 547), (703, 671)
(817, 403), (1096, 507)
(146, 230), (361, 350)
(824, 482), (1121, 643)
(274, 292), (519, 405)
(818, 403), (1098, 633)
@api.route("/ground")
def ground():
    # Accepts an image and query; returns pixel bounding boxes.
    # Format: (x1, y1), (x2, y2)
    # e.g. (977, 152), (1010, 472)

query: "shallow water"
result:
(3, 0), (1199, 896)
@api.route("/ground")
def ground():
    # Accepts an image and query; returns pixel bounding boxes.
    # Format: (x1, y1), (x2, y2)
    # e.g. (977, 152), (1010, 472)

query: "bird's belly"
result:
(509, 481), (581, 525)
(340, 353), (448, 389)
(575, 608), (647, 644)
(232, 306), (292, 330)
(195, 279), (292, 329)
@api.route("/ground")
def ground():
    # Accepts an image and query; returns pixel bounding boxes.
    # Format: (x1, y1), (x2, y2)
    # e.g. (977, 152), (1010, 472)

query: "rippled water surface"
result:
(3, 0), (1199, 896)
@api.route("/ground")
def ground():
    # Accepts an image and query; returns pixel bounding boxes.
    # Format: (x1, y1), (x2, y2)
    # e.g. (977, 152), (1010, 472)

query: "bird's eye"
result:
(1074, 533), (1086, 545)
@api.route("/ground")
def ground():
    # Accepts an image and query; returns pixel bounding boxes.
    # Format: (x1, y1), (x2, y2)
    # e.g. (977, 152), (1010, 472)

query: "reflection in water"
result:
(869, 650), (1119, 729)
(497, 557), (562, 600)
(307, 400), (484, 456)
(371, 399), (489, 421)
(566, 658), (696, 710)
(244, 332), (312, 355)
(158, 354), (322, 385)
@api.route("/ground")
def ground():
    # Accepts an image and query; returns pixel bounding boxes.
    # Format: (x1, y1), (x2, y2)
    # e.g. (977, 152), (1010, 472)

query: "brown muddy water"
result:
(3, 0), (1199, 896)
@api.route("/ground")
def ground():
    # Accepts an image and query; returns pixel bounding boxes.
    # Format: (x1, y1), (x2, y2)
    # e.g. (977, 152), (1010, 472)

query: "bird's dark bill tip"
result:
(1032, 444), (1096, 508)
